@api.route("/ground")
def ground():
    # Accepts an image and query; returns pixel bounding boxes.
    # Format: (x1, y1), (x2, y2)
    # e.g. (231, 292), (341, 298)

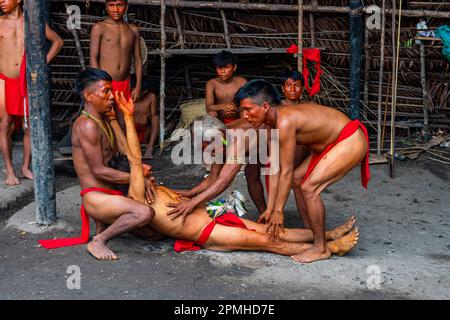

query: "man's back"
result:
(90, 19), (137, 81)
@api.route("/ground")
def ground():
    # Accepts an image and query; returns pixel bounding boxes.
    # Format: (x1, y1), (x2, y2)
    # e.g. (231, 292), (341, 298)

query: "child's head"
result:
(281, 69), (304, 102)
(105, 0), (128, 21)
(213, 50), (237, 82)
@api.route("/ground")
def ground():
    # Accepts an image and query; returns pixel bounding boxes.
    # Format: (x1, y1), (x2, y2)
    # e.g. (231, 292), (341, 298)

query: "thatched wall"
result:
(48, 0), (450, 142)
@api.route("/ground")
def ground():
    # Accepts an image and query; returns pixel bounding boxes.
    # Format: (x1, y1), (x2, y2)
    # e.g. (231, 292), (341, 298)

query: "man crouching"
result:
(71, 68), (157, 260)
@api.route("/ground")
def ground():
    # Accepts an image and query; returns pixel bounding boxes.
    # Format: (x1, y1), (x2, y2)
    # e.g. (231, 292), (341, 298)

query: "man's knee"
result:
(133, 205), (155, 226)
(0, 117), (13, 133)
(300, 182), (320, 201)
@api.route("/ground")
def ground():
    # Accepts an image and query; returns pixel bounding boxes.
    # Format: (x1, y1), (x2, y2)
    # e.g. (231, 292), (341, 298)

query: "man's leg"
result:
(292, 152), (312, 228)
(83, 191), (155, 260)
(295, 129), (367, 263)
(21, 119), (33, 180)
(244, 163), (267, 215)
(0, 80), (19, 185)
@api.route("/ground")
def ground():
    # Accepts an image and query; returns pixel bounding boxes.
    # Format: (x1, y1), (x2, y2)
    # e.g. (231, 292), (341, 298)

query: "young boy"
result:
(205, 50), (247, 124)
(0, 0), (63, 185)
(281, 69), (304, 106)
(130, 75), (159, 160)
(90, 0), (143, 125)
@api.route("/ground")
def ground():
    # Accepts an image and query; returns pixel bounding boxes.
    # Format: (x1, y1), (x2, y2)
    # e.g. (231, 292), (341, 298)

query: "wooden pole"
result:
(377, 0), (386, 155)
(309, 13), (316, 47)
(51, 0), (450, 18)
(220, 9), (231, 49)
(298, 0), (304, 71)
(419, 43), (429, 135)
(173, 8), (185, 49)
(65, 4), (86, 70)
(363, 15), (370, 119)
(159, 0), (166, 149)
(349, 0), (363, 120)
(24, 0), (57, 225)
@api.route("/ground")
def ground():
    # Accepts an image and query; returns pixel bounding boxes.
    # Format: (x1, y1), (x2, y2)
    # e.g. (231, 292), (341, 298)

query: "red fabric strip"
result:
(111, 79), (132, 101)
(38, 188), (124, 249)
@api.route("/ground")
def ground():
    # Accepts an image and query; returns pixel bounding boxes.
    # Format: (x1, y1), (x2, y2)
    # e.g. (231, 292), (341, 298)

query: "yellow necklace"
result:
(82, 110), (115, 149)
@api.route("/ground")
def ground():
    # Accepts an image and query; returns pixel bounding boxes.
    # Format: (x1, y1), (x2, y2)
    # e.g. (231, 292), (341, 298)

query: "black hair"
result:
(234, 79), (281, 108)
(213, 50), (237, 68)
(106, 0), (128, 3)
(74, 68), (112, 98)
(130, 74), (152, 93)
(281, 69), (305, 87)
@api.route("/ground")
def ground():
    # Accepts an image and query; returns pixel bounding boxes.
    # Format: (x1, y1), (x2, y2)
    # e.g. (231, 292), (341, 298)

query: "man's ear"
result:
(262, 101), (270, 113)
(83, 89), (92, 102)
(232, 64), (237, 73)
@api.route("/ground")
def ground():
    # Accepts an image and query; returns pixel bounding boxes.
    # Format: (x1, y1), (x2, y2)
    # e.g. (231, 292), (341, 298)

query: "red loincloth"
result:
(174, 213), (254, 252)
(135, 122), (147, 144)
(38, 188), (124, 249)
(0, 53), (29, 117)
(222, 116), (239, 124)
(301, 119), (370, 189)
(111, 79), (132, 101)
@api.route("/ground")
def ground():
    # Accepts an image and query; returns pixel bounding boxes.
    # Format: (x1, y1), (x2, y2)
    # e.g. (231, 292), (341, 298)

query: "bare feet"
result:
(21, 167), (34, 180)
(5, 172), (20, 186)
(142, 149), (153, 160)
(327, 227), (359, 256)
(87, 238), (118, 261)
(291, 244), (331, 264)
(326, 216), (356, 240)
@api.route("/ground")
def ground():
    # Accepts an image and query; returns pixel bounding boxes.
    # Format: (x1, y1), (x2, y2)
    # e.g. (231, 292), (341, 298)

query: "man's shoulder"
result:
(234, 76), (247, 84)
(74, 116), (101, 137)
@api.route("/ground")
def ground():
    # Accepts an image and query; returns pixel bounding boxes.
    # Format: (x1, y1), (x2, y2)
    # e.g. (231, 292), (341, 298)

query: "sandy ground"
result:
(0, 148), (449, 300)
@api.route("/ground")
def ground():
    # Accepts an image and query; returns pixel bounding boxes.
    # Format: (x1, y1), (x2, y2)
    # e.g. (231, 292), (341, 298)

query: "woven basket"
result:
(178, 98), (207, 128)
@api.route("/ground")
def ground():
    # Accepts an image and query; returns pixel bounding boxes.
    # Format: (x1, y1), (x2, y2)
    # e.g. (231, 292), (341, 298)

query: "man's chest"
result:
(101, 27), (135, 49)
(0, 21), (24, 52)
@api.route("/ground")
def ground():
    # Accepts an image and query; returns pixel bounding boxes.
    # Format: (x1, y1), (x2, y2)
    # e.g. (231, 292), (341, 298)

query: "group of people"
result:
(1, 0), (370, 264)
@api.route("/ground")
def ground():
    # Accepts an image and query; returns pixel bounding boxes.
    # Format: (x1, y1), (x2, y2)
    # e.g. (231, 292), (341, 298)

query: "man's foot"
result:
(142, 149), (153, 160)
(87, 238), (118, 261)
(327, 227), (359, 256)
(291, 244), (331, 264)
(21, 167), (34, 180)
(326, 216), (356, 240)
(5, 172), (20, 186)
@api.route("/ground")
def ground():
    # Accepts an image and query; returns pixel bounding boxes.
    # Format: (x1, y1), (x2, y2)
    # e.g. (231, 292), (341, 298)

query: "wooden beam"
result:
(220, 9), (231, 49)
(173, 8), (185, 49)
(148, 48), (288, 55)
(298, 0), (304, 71)
(24, 0), (57, 225)
(376, 0), (386, 155)
(52, 1), (450, 18)
(159, 0), (166, 149)
(419, 43), (429, 134)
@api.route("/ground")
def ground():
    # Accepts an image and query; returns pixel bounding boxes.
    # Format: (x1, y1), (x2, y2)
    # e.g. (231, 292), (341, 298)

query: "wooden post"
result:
(298, 0), (304, 71)
(173, 8), (185, 49)
(419, 44), (429, 134)
(220, 9), (231, 49)
(159, 0), (166, 148)
(349, 0), (363, 120)
(309, 0), (318, 47)
(377, 0), (386, 155)
(184, 62), (193, 100)
(24, 0), (57, 225)
(65, 4), (86, 70)
(363, 16), (370, 119)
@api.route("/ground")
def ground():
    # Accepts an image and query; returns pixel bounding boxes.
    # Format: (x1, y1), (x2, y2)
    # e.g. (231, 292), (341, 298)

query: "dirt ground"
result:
(0, 147), (449, 300)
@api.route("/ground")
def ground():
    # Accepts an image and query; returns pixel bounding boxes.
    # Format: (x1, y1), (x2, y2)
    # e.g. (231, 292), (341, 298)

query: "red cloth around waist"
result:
(301, 119), (370, 189)
(222, 116), (239, 124)
(38, 188), (124, 249)
(135, 122), (147, 143)
(174, 213), (251, 252)
(111, 79), (132, 101)
(0, 53), (28, 117)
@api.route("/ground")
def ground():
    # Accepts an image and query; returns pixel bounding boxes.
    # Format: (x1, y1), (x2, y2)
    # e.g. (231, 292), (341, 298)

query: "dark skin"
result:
(167, 118), (268, 224)
(281, 77), (304, 106)
(205, 64), (247, 122)
(71, 80), (159, 260)
(89, 0), (142, 102)
(241, 99), (367, 263)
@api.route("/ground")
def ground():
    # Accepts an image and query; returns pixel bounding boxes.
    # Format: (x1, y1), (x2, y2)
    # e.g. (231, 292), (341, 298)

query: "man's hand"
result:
(144, 176), (158, 204)
(257, 209), (272, 225)
(131, 86), (141, 103)
(166, 199), (196, 225)
(173, 189), (193, 198)
(142, 164), (152, 178)
(105, 107), (117, 122)
(114, 91), (135, 116)
(221, 102), (237, 117)
(266, 210), (285, 241)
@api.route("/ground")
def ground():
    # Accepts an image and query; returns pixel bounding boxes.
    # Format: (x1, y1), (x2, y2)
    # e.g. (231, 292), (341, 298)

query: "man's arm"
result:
(45, 24), (64, 64)
(180, 163), (222, 197)
(131, 25), (142, 102)
(89, 23), (102, 68)
(78, 119), (130, 184)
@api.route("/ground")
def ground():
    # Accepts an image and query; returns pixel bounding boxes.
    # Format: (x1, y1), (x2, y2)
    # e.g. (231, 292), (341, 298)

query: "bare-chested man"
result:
(40, 69), (360, 262)
(205, 50), (247, 124)
(90, 0), (142, 126)
(236, 79), (370, 263)
(0, 0), (63, 185)
(130, 74), (159, 160)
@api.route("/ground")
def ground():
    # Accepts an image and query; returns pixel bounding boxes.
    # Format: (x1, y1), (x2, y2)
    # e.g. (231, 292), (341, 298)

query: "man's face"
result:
(240, 98), (267, 128)
(106, 0), (127, 21)
(282, 77), (303, 102)
(0, 0), (20, 14)
(215, 64), (236, 82)
(85, 80), (115, 114)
